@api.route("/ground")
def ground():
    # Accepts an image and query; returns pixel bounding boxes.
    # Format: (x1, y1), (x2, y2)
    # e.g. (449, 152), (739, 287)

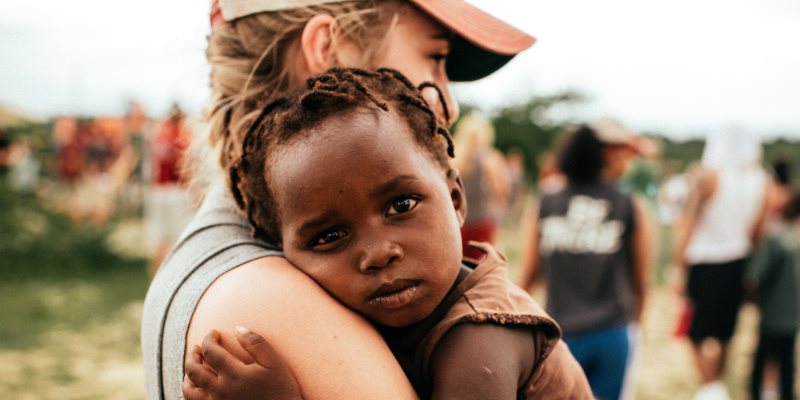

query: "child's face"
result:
(269, 109), (466, 327)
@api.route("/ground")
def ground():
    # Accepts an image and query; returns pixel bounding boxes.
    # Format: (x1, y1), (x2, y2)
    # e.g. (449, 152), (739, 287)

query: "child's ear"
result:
(446, 168), (467, 227)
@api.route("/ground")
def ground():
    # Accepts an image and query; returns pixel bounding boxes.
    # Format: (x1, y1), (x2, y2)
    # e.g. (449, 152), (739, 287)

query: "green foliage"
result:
(0, 179), (148, 353)
(648, 136), (800, 185)
(0, 268), (148, 349)
(0, 181), (146, 280)
(653, 136), (705, 171)
(454, 92), (800, 194)
(621, 159), (661, 197)
(456, 91), (586, 184)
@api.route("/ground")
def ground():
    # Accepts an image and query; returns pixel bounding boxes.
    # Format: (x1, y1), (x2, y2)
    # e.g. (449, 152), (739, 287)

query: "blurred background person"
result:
(72, 120), (116, 225)
(765, 159), (793, 232)
(53, 117), (82, 188)
(452, 111), (511, 259)
(0, 127), (13, 177)
(8, 138), (40, 194)
(518, 118), (652, 400)
(746, 191), (800, 400)
(145, 103), (193, 276)
(537, 150), (566, 194)
(657, 162), (690, 228)
(504, 148), (529, 221)
(673, 128), (769, 400)
(655, 162), (690, 284)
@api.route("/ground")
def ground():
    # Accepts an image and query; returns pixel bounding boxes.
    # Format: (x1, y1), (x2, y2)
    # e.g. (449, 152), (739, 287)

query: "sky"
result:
(1, 0), (799, 139)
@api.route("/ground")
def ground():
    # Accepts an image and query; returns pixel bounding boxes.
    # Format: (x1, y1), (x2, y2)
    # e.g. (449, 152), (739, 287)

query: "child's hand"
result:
(182, 327), (302, 400)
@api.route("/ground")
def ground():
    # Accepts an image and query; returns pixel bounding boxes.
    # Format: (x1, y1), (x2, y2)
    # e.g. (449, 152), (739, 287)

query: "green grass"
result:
(0, 268), (148, 350)
(0, 181), (149, 398)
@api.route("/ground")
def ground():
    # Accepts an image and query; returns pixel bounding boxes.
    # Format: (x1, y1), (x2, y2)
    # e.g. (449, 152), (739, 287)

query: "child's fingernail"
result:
(235, 325), (250, 334)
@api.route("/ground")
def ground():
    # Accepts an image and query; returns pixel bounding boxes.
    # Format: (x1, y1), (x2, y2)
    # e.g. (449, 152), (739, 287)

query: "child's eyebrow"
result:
(370, 175), (419, 198)
(297, 211), (338, 236)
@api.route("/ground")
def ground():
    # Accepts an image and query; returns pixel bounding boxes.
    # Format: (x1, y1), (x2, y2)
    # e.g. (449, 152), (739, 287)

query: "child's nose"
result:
(358, 241), (404, 274)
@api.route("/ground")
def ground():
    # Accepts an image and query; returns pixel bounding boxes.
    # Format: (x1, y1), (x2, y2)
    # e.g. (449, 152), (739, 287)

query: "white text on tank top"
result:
(540, 195), (624, 255)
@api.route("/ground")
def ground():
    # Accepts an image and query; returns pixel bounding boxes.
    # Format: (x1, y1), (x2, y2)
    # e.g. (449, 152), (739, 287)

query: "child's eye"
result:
(386, 197), (419, 216)
(313, 228), (349, 247)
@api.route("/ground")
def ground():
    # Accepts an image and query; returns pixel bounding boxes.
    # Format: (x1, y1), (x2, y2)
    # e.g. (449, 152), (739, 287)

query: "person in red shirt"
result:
(146, 104), (193, 275)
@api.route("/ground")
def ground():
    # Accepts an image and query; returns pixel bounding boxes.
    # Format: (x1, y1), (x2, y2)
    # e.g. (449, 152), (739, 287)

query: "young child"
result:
(183, 68), (591, 399)
(747, 191), (800, 400)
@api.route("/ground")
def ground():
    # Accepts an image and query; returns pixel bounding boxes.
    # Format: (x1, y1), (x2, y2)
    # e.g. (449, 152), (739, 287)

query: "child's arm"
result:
(428, 323), (534, 399)
(183, 327), (302, 400)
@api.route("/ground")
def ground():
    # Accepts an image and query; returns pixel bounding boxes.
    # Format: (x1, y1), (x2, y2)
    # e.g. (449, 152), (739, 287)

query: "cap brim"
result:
(410, 0), (536, 81)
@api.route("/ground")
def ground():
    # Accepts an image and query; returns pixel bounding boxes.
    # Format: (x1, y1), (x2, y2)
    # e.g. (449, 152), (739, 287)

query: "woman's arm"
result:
(750, 177), (771, 246)
(187, 256), (418, 400)
(629, 198), (652, 322)
(672, 167), (716, 290)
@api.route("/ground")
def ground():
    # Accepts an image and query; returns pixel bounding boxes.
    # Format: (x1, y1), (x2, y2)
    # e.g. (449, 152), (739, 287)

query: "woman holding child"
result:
(142, 0), (590, 398)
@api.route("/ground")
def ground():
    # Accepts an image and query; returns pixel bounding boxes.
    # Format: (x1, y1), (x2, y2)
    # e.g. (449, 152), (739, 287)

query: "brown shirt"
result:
(384, 245), (593, 399)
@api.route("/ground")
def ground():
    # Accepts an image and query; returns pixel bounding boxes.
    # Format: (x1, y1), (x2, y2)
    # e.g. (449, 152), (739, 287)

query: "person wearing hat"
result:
(518, 119), (654, 400)
(141, 1), (539, 399)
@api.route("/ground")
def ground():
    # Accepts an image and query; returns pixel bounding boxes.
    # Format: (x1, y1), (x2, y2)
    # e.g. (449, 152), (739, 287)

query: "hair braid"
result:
(229, 67), (454, 245)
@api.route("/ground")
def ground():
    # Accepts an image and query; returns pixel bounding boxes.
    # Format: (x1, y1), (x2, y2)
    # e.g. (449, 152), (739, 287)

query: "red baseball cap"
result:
(212, 0), (535, 81)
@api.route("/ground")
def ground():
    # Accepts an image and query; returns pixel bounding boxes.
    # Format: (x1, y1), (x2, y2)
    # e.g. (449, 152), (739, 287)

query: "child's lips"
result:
(367, 279), (420, 309)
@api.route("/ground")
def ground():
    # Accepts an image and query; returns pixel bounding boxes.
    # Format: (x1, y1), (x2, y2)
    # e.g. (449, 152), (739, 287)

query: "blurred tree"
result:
(621, 159), (661, 197)
(0, 178), (145, 280)
(5, 121), (54, 179)
(454, 90), (586, 185)
(653, 136), (705, 171)
(764, 139), (800, 185)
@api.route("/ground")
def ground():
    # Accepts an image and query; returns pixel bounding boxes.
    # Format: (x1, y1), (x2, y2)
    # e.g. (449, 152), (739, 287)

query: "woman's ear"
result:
(447, 168), (468, 227)
(300, 14), (336, 75)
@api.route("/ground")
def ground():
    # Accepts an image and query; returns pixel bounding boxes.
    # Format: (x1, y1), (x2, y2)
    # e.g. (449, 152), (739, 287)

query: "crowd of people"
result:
(2, 101), (197, 273)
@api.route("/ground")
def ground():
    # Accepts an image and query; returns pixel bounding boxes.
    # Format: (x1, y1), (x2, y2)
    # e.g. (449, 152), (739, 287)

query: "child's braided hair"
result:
(229, 67), (455, 245)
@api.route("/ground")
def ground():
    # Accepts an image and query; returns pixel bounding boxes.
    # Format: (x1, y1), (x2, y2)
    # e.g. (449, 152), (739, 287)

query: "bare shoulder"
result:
(187, 255), (325, 352)
(187, 256), (417, 400)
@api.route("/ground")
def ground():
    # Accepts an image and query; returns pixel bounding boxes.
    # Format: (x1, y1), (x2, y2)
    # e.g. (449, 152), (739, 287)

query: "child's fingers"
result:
(201, 329), (240, 374)
(191, 344), (217, 375)
(234, 325), (281, 368)
(182, 375), (211, 400)
(185, 347), (218, 390)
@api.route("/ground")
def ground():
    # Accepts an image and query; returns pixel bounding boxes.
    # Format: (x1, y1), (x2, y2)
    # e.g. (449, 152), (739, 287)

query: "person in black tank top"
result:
(518, 120), (653, 400)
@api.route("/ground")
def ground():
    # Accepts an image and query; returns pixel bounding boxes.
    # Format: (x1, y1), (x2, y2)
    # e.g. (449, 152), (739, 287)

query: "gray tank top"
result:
(537, 183), (636, 335)
(141, 184), (281, 399)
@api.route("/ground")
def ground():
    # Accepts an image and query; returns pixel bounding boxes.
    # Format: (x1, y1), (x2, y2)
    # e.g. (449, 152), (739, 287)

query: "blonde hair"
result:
(451, 111), (495, 173)
(187, 0), (402, 193)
